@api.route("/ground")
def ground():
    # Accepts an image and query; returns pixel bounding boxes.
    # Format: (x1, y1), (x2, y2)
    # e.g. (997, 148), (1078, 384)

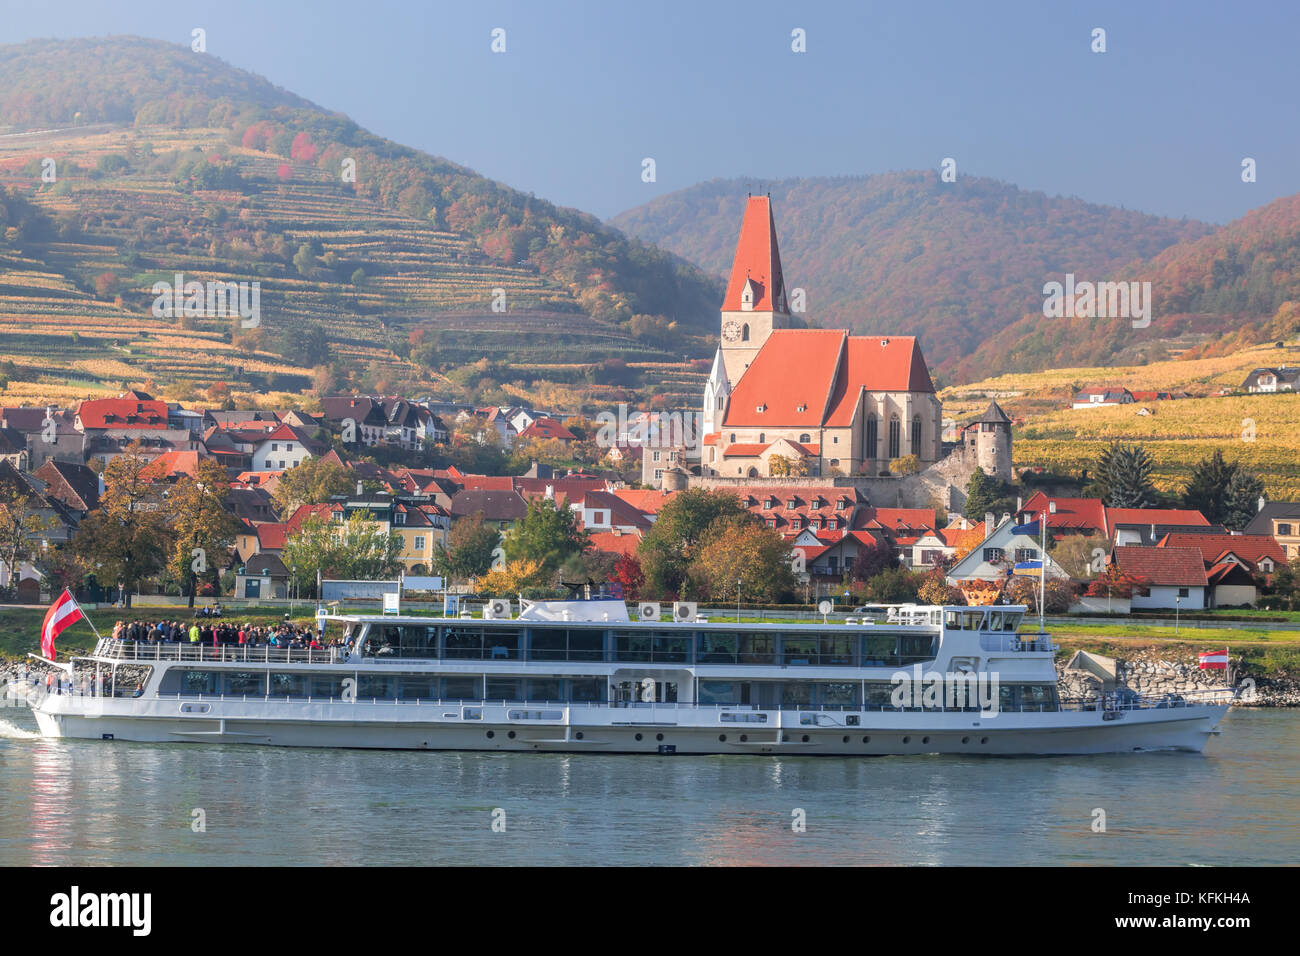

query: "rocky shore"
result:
(1057, 648), (1300, 707)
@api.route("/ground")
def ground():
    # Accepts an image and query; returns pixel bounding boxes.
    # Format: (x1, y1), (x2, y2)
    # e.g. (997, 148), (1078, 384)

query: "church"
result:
(701, 196), (944, 479)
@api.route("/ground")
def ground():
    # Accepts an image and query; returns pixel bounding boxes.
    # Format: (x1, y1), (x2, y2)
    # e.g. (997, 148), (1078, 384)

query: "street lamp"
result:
(736, 578), (741, 623)
(1175, 593), (1181, 634)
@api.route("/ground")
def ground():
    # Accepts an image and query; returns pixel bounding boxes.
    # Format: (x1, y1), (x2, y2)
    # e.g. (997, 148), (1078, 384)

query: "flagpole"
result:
(1039, 510), (1047, 634)
(71, 591), (105, 643)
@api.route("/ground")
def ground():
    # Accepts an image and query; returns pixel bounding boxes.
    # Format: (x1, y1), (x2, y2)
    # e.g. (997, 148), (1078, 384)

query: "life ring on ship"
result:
(1009, 638), (1022, 651)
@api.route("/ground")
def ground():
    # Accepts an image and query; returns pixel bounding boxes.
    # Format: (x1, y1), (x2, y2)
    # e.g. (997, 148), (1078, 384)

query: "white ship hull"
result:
(31, 695), (1229, 755)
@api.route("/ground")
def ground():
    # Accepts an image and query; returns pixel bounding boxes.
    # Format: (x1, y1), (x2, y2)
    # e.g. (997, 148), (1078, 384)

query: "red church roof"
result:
(76, 397), (168, 430)
(722, 196), (789, 313)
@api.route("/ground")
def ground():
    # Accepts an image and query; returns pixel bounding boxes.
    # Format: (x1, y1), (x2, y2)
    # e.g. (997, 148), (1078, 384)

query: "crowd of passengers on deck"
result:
(110, 619), (342, 649)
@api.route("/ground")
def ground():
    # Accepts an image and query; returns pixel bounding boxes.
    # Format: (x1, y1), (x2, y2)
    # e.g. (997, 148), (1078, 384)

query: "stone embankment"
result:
(1057, 647), (1299, 707)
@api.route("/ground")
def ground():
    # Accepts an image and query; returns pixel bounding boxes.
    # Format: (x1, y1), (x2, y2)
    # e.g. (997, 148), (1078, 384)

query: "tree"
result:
(963, 468), (1011, 519)
(850, 537), (896, 581)
(434, 512), (500, 582)
(687, 519), (795, 603)
(282, 513), (403, 595)
(73, 443), (172, 607)
(860, 568), (921, 604)
(479, 558), (547, 596)
(1093, 441), (1158, 508)
(165, 459), (242, 607)
(1048, 532), (1109, 579)
(271, 457), (355, 516)
(293, 242), (316, 277)
(1084, 565), (1150, 600)
(502, 498), (588, 581)
(918, 572), (965, 606)
(1223, 468), (1266, 531)
(1181, 449), (1237, 523)
(768, 454), (807, 477)
(1266, 556), (1300, 610)
(637, 488), (751, 598)
(1004, 576), (1076, 614)
(610, 553), (644, 600)
(889, 454), (921, 475)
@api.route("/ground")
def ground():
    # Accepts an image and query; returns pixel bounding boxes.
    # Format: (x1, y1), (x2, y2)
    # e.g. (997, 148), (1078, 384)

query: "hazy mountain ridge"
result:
(612, 173), (1219, 380)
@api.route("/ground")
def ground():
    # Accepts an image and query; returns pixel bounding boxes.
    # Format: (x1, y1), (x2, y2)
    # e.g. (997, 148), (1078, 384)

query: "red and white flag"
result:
(1198, 648), (1229, 670)
(40, 589), (84, 661)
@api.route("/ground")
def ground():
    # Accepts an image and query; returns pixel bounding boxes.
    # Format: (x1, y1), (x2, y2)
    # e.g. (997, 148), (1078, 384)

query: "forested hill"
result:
(0, 36), (720, 408)
(611, 173), (1216, 381)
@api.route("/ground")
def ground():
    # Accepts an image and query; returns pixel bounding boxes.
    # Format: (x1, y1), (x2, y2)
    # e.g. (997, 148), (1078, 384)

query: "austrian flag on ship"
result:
(1198, 648), (1229, 670)
(40, 589), (85, 660)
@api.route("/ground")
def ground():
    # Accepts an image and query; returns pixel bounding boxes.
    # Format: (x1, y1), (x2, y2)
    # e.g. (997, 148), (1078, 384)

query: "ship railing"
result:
(1059, 688), (1234, 712)
(92, 639), (344, 665)
(977, 633), (1055, 653)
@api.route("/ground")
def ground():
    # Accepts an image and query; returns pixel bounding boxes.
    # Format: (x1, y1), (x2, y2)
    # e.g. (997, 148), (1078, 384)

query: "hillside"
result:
(965, 193), (1300, 379)
(611, 174), (1215, 380)
(0, 37), (718, 411)
(944, 342), (1300, 497)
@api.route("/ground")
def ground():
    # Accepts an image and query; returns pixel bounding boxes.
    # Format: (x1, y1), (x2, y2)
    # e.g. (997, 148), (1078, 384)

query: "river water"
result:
(0, 708), (1293, 866)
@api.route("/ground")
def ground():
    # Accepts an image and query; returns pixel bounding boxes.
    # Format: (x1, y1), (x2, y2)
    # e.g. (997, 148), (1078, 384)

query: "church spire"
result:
(722, 196), (788, 314)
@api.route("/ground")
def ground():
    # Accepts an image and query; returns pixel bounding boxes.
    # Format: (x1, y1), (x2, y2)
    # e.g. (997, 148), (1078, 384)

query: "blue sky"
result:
(2, 0), (1297, 223)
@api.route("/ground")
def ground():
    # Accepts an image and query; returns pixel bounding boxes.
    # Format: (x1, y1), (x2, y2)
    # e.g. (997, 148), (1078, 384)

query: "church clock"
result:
(721, 320), (742, 342)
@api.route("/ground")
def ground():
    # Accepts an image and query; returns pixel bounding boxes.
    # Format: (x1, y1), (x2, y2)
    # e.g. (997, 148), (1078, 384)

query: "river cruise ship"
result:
(21, 600), (1233, 755)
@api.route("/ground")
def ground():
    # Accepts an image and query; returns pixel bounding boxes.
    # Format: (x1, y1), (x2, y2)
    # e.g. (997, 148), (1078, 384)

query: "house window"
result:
(286, 443), (294, 452)
(758, 433), (765, 443)
(787, 499), (796, 509)
(1014, 548), (1039, 563)
(652, 451), (660, 462)
(271, 443), (278, 451)
(983, 548), (1004, 563)
(799, 433), (810, 443)
(654, 469), (663, 480)
(888, 416), (900, 458)
(279, 460), (286, 469)
(742, 323), (750, 341)
(414, 536), (426, 551)
(1279, 523), (1292, 536)
(865, 414), (877, 459)
(1177, 587), (1189, 598)
(911, 416), (921, 453)
(730, 434), (736, 443)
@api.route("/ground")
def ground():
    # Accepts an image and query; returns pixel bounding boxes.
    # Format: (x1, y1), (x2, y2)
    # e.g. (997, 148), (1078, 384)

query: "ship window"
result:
(986, 611), (1004, 632)
(529, 628), (567, 661)
(822, 682), (859, 708)
(442, 626), (483, 659)
(528, 679), (563, 702)
(570, 679), (605, 703)
(613, 630), (653, 662)
(698, 680), (743, 705)
(698, 632), (738, 664)
(168, 669), (218, 695)
(224, 671), (264, 696)
(652, 635), (690, 662)
(441, 677), (478, 700)
(569, 629), (605, 662)
(1004, 612), (1023, 631)
(781, 682), (814, 707)
(311, 675), (349, 699)
(486, 678), (523, 701)
(737, 633), (776, 665)
(357, 675), (390, 699)
(819, 634), (857, 666)
(864, 681), (895, 709)
(399, 676), (435, 699)
(782, 636), (818, 665)
(269, 673), (308, 698)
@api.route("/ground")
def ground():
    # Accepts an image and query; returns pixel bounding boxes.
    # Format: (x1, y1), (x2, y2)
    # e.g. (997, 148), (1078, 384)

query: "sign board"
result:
(402, 575), (443, 592)
(443, 593), (461, 617)
(382, 591), (400, 615)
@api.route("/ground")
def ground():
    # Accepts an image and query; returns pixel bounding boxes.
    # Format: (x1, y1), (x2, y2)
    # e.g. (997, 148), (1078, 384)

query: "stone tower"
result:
(718, 195), (790, 384)
(971, 401), (1013, 482)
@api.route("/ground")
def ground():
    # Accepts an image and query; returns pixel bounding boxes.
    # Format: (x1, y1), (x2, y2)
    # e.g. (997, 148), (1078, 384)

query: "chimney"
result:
(1259, 495), (1267, 513)
(355, 481), (363, 496)
(1016, 495), (1022, 512)
(1048, 500), (1057, 514)
(985, 511), (995, 537)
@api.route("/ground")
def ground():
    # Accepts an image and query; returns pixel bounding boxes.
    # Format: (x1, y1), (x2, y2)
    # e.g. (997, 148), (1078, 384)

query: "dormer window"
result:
(797, 405), (806, 414)
(741, 278), (755, 312)
(756, 404), (766, 413)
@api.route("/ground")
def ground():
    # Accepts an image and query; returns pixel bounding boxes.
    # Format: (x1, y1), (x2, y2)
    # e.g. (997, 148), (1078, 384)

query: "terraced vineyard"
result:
(943, 343), (1300, 496)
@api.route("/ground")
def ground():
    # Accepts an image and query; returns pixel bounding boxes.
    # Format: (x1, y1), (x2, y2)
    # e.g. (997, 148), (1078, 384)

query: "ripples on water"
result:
(0, 709), (1293, 866)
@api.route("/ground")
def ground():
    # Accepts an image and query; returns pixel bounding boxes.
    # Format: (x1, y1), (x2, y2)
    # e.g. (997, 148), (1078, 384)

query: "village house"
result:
(1071, 387), (1135, 410)
(1241, 366), (1300, 393)
(1111, 546), (1208, 610)
(1246, 500), (1300, 559)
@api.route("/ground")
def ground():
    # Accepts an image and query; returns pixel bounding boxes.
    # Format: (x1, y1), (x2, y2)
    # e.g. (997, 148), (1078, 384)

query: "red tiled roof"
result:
(140, 450), (203, 480)
(722, 196), (788, 313)
(1018, 493), (1109, 534)
(255, 523), (289, 551)
(612, 489), (675, 514)
(77, 397), (168, 430)
(1113, 546), (1209, 586)
(722, 443), (769, 457)
(458, 474), (515, 492)
(1106, 508), (1211, 530)
(724, 330), (935, 430)
(588, 529), (642, 557)
(520, 417), (576, 442)
(1158, 532), (1284, 571)
(824, 336), (935, 425)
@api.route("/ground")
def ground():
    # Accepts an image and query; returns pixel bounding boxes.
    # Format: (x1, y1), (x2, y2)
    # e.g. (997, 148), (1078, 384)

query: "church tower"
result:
(701, 348), (731, 438)
(719, 195), (790, 383)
